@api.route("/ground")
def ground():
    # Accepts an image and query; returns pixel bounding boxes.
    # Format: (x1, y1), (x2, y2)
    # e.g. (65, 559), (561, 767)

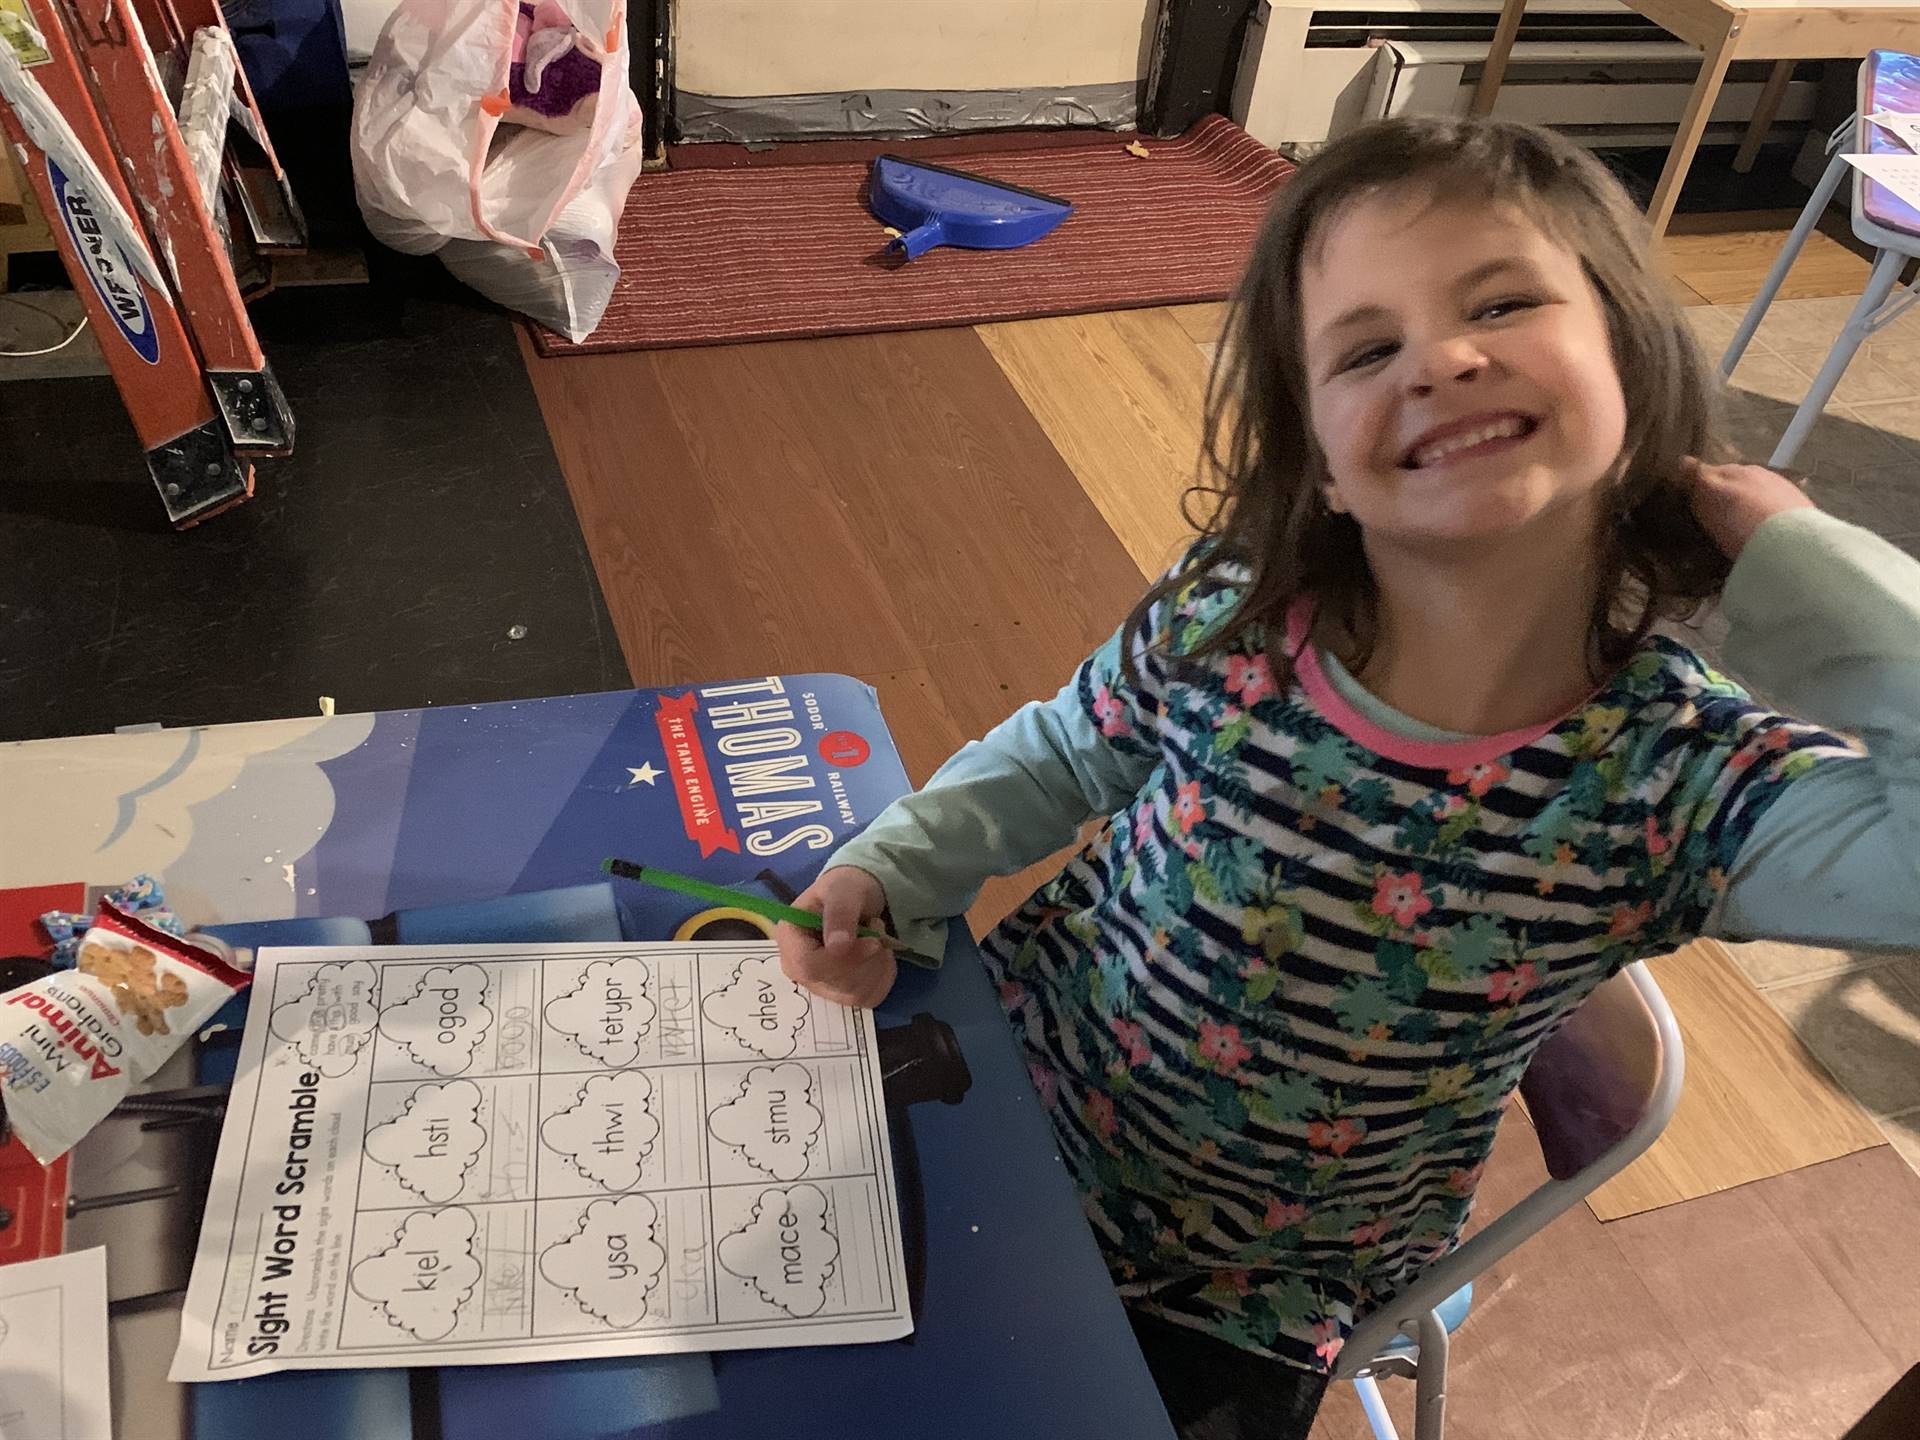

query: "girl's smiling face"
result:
(1299, 192), (1630, 555)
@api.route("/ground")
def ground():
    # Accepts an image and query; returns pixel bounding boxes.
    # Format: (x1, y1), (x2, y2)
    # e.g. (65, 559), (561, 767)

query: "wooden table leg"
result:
(1471, 0), (1528, 117)
(1734, 59), (1795, 173)
(1647, 22), (1740, 240)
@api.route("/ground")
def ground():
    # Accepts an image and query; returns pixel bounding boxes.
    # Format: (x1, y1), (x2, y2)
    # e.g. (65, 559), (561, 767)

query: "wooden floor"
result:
(1586, 942), (1883, 1221)
(519, 208), (1920, 1438)
(1309, 1129), (1920, 1440)
(1663, 208), (1876, 306)
(515, 322), (1141, 927)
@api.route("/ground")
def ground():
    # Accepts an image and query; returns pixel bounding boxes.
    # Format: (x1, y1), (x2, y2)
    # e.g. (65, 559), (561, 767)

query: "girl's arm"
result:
(1701, 494), (1920, 946)
(818, 626), (1164, 961)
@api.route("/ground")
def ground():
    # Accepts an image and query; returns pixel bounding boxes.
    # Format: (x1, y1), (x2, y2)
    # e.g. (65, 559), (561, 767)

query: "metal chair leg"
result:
(1771, 245), (1905, 468)
(1354, 1372), (1401, 1440)
(1722, 147), (1851, 378)
(1412, 1309), (1450, 1440)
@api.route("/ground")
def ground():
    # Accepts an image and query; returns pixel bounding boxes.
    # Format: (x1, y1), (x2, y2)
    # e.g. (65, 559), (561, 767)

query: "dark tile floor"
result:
(0, 271), (626, 743)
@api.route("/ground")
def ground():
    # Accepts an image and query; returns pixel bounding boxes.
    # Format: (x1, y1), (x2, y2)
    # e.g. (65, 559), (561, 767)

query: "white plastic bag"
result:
(351, 0), (644, 341)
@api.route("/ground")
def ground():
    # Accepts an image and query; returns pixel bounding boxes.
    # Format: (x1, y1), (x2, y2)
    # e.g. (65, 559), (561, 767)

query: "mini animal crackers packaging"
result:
(0, 902), (250, 1163)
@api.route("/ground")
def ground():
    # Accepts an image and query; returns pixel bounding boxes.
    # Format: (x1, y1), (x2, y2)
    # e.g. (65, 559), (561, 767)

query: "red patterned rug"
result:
(531, 116), (1293, 355)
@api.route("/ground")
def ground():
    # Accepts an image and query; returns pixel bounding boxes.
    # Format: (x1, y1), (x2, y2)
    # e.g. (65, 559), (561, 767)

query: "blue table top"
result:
(446, 924), (1173, 1440)
(0, 679), (1172, 1440)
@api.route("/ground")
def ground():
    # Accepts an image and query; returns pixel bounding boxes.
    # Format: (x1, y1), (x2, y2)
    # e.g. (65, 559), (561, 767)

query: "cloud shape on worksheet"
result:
(707, 1062), (821, 1182)
(717, 1184), (839, 1319)
(350, 1208), (480, 1341)
(381, 964), (493, 1075)
(364, 1080), (487, 1204)
(540, 1194), (666, 1328)
(540, 1070), (661, 1192)
(702, 954), (808, 1060)
(545, 957), (656, 1067)
(268, 960), (380, 1077)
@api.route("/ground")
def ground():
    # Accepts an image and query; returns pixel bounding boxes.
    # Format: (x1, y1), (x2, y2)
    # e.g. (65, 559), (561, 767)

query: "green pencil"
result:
(601, 858), (909, 953)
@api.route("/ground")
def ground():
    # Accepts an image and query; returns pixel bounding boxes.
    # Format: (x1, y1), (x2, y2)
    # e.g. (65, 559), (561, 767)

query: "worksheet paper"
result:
(170, 941), (912, 1380)
(1844, 150), (1920, 212)
(1867, 111), (1920, 152)
(0, 1247), (110, 1439)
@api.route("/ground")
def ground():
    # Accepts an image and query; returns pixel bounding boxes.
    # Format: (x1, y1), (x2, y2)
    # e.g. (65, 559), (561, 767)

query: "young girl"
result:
(778, 116), (1920, 1438)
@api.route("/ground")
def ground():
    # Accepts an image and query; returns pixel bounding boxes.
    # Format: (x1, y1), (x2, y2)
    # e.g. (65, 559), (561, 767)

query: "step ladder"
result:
(0, 0), (303, 527)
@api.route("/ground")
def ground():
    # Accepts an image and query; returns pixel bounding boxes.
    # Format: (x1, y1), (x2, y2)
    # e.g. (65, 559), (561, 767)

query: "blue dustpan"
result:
(868, 154), (1072, 261)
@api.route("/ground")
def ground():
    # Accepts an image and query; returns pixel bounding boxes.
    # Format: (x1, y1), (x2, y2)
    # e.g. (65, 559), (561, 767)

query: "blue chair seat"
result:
(1375, 1281), (1473, 1358)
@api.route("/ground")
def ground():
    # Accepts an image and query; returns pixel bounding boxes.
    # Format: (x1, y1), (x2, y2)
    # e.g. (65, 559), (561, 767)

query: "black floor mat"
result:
(1603, 142), (1822, 216)
(0, 270), (627, 743)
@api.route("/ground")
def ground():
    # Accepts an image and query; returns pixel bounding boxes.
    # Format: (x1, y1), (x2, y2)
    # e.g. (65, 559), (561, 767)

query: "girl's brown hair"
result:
(1125, 115), (1731, 685)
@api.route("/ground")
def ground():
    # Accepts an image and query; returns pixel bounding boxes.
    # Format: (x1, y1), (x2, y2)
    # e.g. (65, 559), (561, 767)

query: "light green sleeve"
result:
(826, 629), (1162, 963)
(1712, 508), (1920, 947)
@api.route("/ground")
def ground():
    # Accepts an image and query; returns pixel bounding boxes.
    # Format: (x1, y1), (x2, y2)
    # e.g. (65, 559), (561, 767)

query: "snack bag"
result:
(0, 903), (250, 1164)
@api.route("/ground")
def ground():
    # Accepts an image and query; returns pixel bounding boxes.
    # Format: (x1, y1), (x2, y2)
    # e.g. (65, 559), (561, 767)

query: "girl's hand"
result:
(1685, 457), (1816, 560)
(776, 866), (897, 1009)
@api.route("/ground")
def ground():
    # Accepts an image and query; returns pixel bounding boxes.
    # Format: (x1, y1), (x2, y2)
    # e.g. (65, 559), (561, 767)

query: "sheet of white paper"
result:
(169, 941), (912, 1380)
(1867, 111), (1920, 153)
(1844, 150), (1920, 213)
(0, 1248), (111, 1439)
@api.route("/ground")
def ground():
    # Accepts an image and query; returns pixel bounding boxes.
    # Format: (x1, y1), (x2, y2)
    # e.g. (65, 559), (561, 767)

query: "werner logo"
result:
(47, 158), (159, 364)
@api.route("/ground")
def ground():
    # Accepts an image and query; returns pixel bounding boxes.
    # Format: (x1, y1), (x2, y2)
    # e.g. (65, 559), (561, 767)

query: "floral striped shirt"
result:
(976, 558), (1854, 1373)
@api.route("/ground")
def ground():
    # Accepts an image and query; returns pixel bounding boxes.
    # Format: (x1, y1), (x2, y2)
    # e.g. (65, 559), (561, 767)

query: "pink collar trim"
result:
(1284, 600), (1591, 770)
